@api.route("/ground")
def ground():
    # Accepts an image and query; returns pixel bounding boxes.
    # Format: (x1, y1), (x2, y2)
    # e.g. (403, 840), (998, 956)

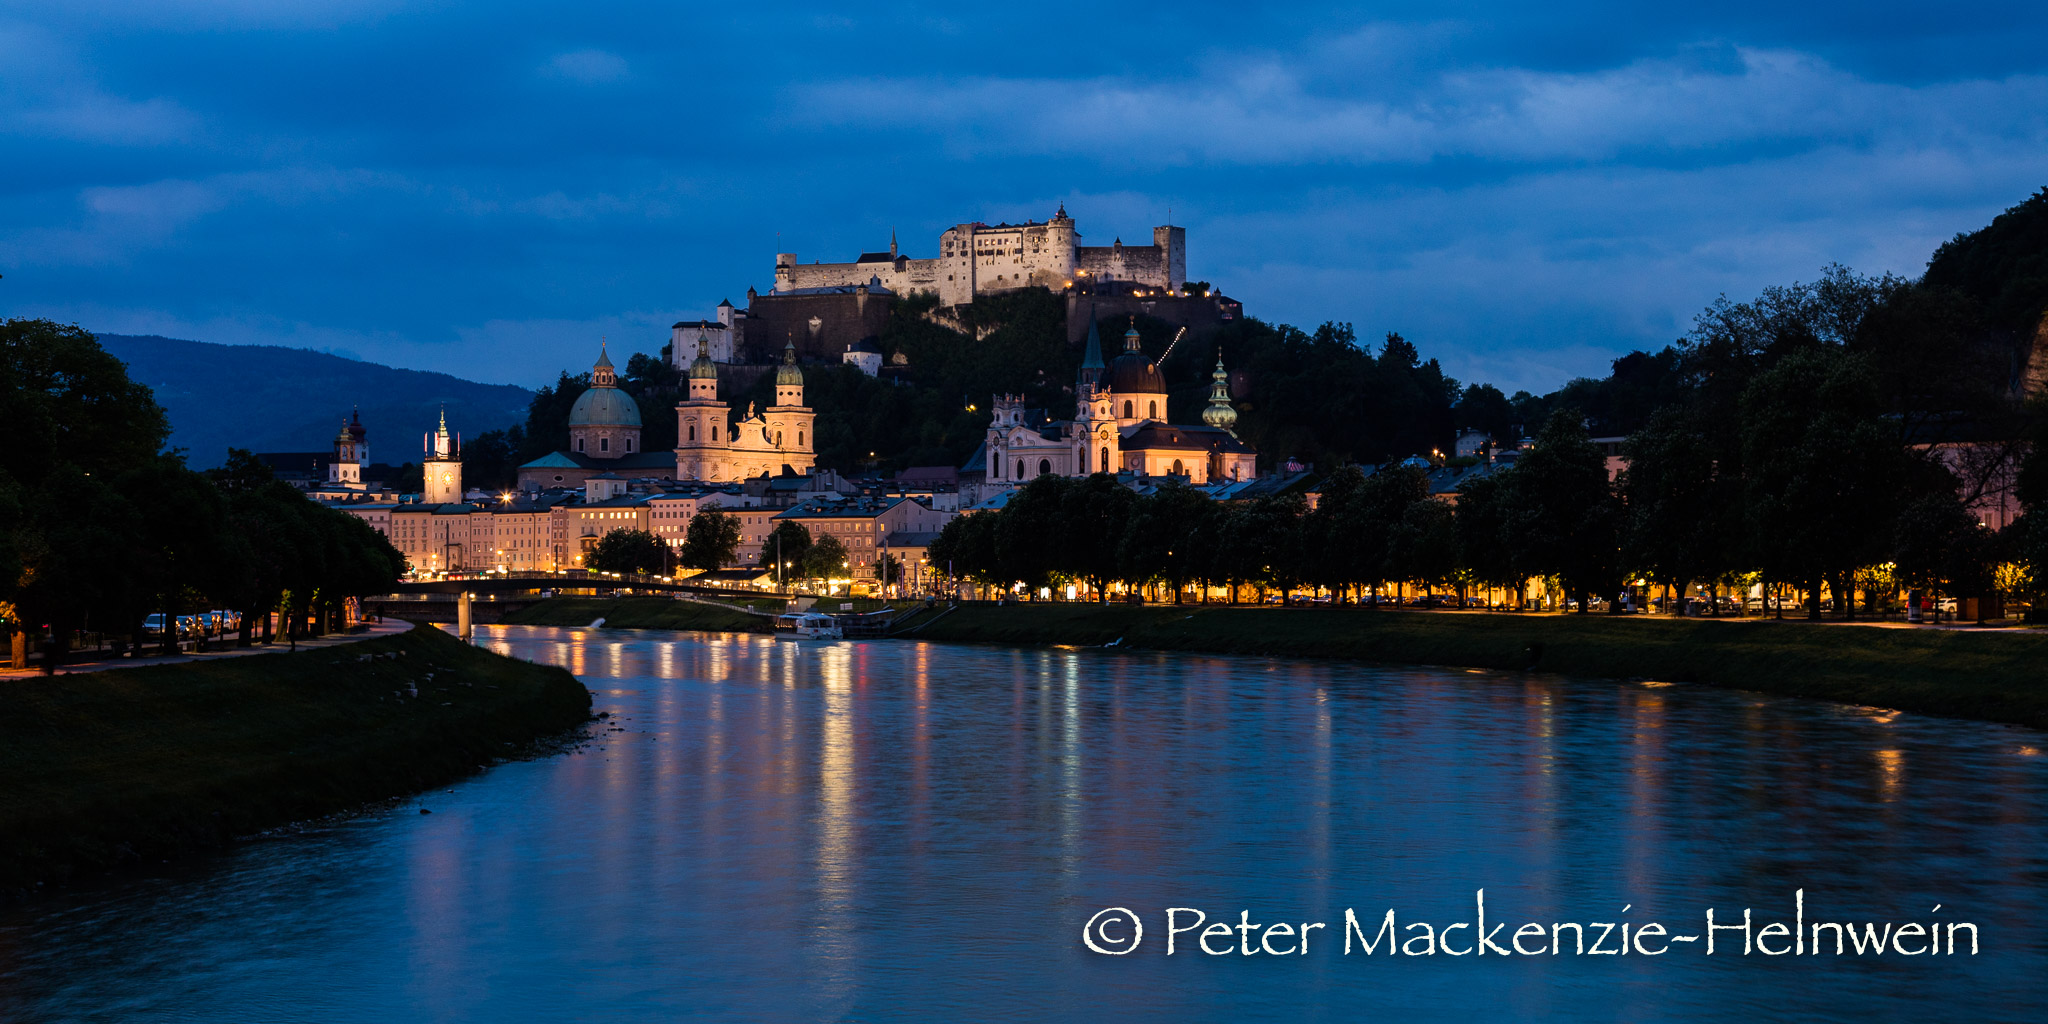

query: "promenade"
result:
(1, 619), (413, 679)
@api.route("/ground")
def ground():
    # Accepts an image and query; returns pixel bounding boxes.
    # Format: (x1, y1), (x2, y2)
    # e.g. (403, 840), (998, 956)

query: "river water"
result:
(3, 624), (2045, 1022)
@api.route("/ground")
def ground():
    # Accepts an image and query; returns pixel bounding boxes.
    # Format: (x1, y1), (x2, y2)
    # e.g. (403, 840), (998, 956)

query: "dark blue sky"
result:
(5, 2), (2046, 393)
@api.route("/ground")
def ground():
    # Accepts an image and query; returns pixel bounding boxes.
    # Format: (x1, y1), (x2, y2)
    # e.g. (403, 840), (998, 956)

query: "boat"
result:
(789, 612), (843, 639)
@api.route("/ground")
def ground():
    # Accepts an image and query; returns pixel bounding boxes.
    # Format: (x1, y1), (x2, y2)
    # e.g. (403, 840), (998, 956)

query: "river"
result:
(3, 624), (2045, 1022)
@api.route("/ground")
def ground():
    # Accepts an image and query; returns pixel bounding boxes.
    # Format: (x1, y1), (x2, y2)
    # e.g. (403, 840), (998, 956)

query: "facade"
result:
(774, 206), (1186, 306)
(669, 300), (740, 365)
(743, 496), (956, 580)
(981, 318), (1256, 487)
(422, 409), (463, 504)
(673, 334), (817, 482)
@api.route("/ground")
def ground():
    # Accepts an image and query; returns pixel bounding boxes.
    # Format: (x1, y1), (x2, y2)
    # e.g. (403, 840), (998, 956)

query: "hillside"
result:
(98, 334), (533, 467)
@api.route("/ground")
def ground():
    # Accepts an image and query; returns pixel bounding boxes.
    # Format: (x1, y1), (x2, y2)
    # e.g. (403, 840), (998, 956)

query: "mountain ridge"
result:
(97, 334), (534, 468)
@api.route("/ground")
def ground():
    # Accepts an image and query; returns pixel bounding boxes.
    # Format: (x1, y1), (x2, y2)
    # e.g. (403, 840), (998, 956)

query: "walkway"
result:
(0, 618), (413, 679)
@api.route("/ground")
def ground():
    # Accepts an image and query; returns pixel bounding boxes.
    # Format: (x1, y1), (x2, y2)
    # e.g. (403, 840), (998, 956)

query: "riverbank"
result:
(903, 603), (2048, 731)
(500, 597), (775, 632)
(0, 623), (590, 899)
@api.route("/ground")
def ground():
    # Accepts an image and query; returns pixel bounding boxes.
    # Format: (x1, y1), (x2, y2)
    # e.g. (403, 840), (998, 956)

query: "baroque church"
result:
(516, 338), (816, 490)
(981, 316), (1256, 486)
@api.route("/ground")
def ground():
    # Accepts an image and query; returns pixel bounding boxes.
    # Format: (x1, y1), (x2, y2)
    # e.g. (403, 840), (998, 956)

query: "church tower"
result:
(674, 330), (731, 480)
(1202, 351), (1239, 435)
(764, 337), (816, 468)
(423, 408), (463, 504)
(327, 409), (365, 489)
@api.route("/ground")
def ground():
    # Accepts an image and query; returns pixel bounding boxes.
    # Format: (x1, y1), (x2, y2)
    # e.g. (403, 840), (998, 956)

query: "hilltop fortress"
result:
(774, 204), (1185, 307)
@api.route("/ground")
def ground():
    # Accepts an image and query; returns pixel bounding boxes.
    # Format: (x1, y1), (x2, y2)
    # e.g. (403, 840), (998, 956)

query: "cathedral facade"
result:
(673, 332), (817, 481)
(983, 317), (1256, 486)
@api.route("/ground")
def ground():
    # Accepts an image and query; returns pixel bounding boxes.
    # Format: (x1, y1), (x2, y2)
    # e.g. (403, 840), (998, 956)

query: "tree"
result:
(1738, 348), (1907, 618)
(1118, 484), (1218, 603)
(994, 475), (1072, 595)
(764, 521), (813, 584)
(876, 552), (903, 587)
(1454, 471), (1520, 604)
(1057, 473), (1137, 601)
(206, 448), (276, 495)
(587, 529), (668, 575)
(929, 512), (1001, 591)
(804, 534), (849, 581)
(1619, 406), (1740, 614)
(679, 509), (740, 571)
(0, 319), (170, 490)
(1503, 410), (1622, 612)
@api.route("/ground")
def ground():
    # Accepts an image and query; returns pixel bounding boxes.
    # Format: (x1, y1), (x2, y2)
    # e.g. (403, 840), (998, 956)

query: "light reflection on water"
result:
(1, 624), (2045, 1022)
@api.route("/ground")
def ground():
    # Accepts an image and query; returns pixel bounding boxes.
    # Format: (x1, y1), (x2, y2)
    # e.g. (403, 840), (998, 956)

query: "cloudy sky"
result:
(4, 2), (2045, 394)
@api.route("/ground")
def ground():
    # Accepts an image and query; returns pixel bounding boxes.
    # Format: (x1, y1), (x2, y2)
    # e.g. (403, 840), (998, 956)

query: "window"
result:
(1039, 459), (1051, 477)
(1123, 401), (1133, 419)
(626, 438), (634, 452)
(797, 430), (803, 447)
(1016, 459), (1025, 479)
(1100, 447), (1109, 472)
(576, 438), (585, 452)
(688, 425), (696, 441)
(712, 424), (719, 440)
(1172, 459), (1183, 476)
(775, 430), (784, 446)
(1149, 401), (1158, 419)
(599, 437), (609, 453)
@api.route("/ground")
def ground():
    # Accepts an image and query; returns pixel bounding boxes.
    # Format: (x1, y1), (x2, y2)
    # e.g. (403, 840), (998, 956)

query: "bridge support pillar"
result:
(457, 591), (473, 642)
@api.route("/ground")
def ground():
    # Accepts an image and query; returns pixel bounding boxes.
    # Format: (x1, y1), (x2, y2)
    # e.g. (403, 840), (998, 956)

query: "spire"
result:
(889, 229), (898, 258)
(1077, 300), (1106, 394)
(592, 342), (617, 387)
(1202, 350), (1239, 435)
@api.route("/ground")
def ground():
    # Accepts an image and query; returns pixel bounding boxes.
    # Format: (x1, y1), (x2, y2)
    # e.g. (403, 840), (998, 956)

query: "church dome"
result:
(775, 338), (804, 386)
(569, 383), (642, 428)
(1108, 323), (1165, 396)
(689, 331), (718, 379)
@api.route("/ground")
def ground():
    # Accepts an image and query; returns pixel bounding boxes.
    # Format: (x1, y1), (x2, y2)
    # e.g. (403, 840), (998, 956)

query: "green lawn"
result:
(912, 604), (2048, 730)
(500, 597), (776, 632)
(0, 623), (589, 897)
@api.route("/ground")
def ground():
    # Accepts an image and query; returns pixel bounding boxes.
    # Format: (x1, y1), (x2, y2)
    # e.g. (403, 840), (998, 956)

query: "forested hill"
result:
(98, 334), (533, 468)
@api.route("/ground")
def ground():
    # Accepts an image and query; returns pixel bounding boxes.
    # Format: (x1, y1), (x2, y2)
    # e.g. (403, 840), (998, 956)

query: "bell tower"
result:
(423, 408), (463, 504)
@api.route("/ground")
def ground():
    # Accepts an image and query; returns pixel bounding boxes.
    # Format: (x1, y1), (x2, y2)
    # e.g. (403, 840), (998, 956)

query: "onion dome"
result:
(689, 330), (717, 379)
(1201, 352), (1239, 434)
(775, 337), (804, 386)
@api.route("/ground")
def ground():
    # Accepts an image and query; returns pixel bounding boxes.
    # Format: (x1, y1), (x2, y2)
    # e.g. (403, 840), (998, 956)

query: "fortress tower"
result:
(423, 408), (463, 504)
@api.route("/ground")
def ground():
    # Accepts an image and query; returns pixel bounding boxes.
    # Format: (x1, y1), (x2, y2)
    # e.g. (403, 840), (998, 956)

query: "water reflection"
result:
(1, 624), (2044, 1022)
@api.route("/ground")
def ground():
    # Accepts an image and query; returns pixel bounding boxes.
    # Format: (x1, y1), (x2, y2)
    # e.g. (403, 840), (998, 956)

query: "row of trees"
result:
(933, 387), (2024, 617)
(583, 514), (908, 589)
(1, 321), (406, 662)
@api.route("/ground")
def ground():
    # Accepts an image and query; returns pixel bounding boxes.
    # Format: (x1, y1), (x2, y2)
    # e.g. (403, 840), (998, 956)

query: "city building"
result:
(976, 317), (1256, 487)
(422, 409), (463, 504)
(773, 206), (1185, 306)
(672, 333), (817, 482)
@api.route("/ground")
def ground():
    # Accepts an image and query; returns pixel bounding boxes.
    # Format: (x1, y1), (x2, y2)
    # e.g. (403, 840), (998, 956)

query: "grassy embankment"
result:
(501, 597), (777, 632)
(0, 623), (590, 898)
(908, 604), (2048, 731)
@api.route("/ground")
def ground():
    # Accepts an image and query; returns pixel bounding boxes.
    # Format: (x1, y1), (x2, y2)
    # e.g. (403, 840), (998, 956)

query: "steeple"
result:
(689, 329), (717, 379)
(1123, 317), (1142, 353)
(592, 342), (617, 388)
(775, 335), (804, 386)
(889, 229), (898, 258)
(1202, 351), (1239, 435)
(1077, 302), (1105, 392)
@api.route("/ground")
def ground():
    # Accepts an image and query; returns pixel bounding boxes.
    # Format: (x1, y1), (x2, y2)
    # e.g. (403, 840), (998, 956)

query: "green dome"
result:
(568, 383), (642, 428)
(689, 333), (718, 380)
(775, 339), (804, 386)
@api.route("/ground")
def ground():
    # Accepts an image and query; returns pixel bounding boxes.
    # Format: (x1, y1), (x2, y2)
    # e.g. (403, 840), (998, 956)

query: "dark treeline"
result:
(932, 189), (2048, 617)
(1, 321), (405, 663)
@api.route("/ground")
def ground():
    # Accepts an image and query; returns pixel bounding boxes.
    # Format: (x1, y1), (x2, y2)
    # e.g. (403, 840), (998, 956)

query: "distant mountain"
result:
(97, 334), (535, 468)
